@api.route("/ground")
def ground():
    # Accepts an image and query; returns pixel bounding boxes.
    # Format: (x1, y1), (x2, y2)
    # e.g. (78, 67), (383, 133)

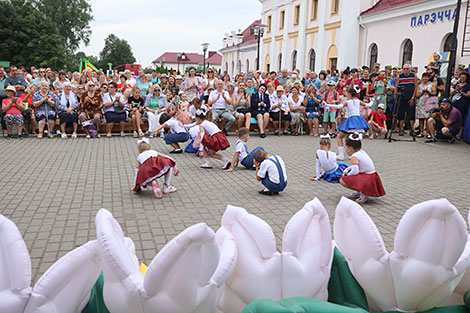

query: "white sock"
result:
(204, 158), (211, 165)
(134, 168), (139, 186)
(263, 187), (270, 192)
(221, 157), (229, 163)
(338, 147), (344, 159)
(164, 170), (172, 185)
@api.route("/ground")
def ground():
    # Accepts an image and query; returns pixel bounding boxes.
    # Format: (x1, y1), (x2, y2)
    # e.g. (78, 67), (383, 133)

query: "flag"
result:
(79, 58), (98, 73)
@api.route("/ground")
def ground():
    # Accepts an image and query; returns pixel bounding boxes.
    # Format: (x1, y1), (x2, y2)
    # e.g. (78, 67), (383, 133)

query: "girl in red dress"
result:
(195, 109), (231, 170)
(339, 133), (386, 204)
(132, 138), (179, 198)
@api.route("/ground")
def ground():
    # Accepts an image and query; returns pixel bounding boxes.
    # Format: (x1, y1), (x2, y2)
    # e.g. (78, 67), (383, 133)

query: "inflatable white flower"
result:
(95, 208), (236, 313)
(0, 214), (102, 313)
(334, 197), (470, 312)
(216, 198), (333, 313)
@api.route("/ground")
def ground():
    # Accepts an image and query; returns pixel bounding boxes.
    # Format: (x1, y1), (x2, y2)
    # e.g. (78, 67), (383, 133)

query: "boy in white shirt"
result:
(225, 127), (264, 172)
(254, 150), (287, 196)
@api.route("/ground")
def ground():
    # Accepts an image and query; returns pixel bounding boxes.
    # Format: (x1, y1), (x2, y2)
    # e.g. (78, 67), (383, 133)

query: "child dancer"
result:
(132, 138), (179, 198)
(309, 136), (349, 183)
(175, 92), (191, 124)
(254, 149), (287, 196)
(195, 109), (231, 169)
(326, 86), (371, 160)
(153, 113), (190, 154)
(339, 133), (386, 204)
(225, 127), (264, 172)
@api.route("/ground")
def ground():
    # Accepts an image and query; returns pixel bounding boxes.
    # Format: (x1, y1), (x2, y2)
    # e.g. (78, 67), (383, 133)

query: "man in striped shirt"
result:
(394, 64), (418, 136)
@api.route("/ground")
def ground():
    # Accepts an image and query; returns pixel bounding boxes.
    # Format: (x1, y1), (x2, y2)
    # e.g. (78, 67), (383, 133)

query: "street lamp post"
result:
(201, 43), (210, 74)
(251, 24), (267, 71)
(445, 0), (462, 98)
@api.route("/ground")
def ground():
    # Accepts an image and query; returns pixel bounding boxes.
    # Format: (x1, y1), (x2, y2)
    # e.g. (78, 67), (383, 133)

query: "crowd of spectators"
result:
(1, 60), (469, 144)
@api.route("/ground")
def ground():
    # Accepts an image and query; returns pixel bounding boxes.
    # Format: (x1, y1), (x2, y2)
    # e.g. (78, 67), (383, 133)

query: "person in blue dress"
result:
(309, 136), (349, 183)
(325, 86), (370, 160)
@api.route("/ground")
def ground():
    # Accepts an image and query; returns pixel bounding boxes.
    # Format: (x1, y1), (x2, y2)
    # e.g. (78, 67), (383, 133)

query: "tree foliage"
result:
(99, 34), (136, 68)
(0, 0), (67, 69)
(33, 0), (93, 52)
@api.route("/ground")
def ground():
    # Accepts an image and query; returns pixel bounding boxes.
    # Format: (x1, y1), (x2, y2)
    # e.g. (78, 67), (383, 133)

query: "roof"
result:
(152, 51), (222, 65)
(220, 19), (261, 51)
(360, 0), (428, 16)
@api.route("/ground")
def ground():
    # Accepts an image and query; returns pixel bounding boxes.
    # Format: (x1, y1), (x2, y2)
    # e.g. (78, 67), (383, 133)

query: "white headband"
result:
(137, 137), (150, 144)
(348, 133), (363, 141)
(320, 134), (330, 139)
(353, 85), (361, 94)
(196, 109), (206, 116)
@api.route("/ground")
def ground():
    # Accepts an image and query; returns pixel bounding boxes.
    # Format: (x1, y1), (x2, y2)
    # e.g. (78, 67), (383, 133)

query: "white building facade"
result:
(220, 20), (261, 77)
(255, 0), (470, 75)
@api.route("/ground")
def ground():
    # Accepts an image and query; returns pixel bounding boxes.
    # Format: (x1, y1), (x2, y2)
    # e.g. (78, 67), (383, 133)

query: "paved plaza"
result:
(0, 133), (469, 282)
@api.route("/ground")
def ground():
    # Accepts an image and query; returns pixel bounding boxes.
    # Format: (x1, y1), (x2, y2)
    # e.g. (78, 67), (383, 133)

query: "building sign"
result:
(411, 8), (457, 27)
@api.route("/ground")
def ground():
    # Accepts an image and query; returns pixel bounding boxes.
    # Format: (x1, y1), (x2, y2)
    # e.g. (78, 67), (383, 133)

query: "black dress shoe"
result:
(170, 149), (183, 154)
(222, 161), (232, 170)
(223, 128), (228, 136)
(258, 190), (273, 196)
(260, 133), (266, 138)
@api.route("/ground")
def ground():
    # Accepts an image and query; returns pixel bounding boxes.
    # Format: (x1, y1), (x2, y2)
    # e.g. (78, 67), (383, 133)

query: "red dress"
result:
(201, 131), (230, 152)
(341, 172), (385, 197)
(132, 150), (178, 192)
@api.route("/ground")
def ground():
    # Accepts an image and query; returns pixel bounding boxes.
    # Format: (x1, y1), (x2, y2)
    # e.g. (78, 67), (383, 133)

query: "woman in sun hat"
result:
(2, 86), (25, 139)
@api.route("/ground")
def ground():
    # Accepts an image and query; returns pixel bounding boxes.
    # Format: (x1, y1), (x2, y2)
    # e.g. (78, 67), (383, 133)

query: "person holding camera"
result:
(395, 64), (418, 136)
(425, 98), (462, 144)
(450, 72), (470, 139)
(103, 82), (127, 137)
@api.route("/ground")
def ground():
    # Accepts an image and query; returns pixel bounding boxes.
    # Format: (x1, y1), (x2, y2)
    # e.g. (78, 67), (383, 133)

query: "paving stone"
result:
(0, 134), (469, 282)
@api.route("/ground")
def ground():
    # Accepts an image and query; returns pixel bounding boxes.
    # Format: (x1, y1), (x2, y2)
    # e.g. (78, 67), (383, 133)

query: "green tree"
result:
(99, 34), (136, 68)
(33, 0), (93, 52)
(0, 0), (67, 69)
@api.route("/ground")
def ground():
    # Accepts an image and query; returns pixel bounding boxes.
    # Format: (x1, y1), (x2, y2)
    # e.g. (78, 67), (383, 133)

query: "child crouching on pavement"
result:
(309, 135), (349, 183)
(254, 149), (287, 196)
(225, 127), (264, 172)
(132, 138), (179, 199)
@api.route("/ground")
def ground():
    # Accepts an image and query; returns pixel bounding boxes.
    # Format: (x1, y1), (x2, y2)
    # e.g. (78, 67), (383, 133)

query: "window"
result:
(267, 15), (272, 33)
(280, 10), (285, 29)
(330, 58), (337, 72)
(402, 39), (413, 66)
(238, 60), (242, 74)
(308, 49), (316, 71)
(231, 61), (234, 75)
(331, 0), (339, 15)
(311, 0), (319, 20)
(246, 59), (250, 72)
(278, 53), (282, 70)
(369, 43), (378, 69)
(294, 5), (300, 26)
(292, 50), (297, 71)
(225, 62), (228, 72)
(443, 33), (453, 52)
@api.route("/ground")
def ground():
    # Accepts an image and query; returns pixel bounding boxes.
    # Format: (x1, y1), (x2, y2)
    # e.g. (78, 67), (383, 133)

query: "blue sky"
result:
(79, 0), (262, 67)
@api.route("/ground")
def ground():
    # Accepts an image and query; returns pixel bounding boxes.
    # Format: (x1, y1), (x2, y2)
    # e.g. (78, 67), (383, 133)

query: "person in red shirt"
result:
(117, 75), (132, 93)
(368, 103), (387, 138)
(345, 68), (363, 95)
(2, 86), (25, 139)
(265, 71), (279, 88)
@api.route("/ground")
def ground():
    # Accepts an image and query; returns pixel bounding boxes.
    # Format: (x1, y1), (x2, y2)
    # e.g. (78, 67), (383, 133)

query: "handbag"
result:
(111, 95), (125, 114)
(88, 123), (98, 138)
(425, 96), (439, 112)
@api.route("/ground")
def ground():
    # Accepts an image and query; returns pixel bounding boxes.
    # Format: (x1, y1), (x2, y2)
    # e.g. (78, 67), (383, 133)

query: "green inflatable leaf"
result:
(328, 247), (369, 310)
(81, 272), (110, 313)
(242, 298), (470, 313)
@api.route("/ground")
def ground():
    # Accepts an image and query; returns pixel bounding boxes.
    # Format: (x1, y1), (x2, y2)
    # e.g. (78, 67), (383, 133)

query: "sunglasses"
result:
(208, 71), (213, 73)
(89, 84), (95, 87)
(155, 89), (161, 92)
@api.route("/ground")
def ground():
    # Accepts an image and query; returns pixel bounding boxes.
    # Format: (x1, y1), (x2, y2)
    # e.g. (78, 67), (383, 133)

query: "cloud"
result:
(79, 0), (261, 67)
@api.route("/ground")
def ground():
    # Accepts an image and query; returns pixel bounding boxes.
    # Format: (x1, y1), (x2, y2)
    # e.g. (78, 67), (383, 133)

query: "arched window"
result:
(225, 62), (228, 72)
(292, 50), (297, 71)
(238, 60), (242, 74)
(402, 39), (413, 66)
(265, 54), (271, 72)
(369, 43), (378, 69)
(278, 53), (282, 70)
(308, 49), (316, 71)
(443, 33), (453, 52)
(246, 59), (250, 72)
(231, 61), (234, 75)
(327, 44), (338, 72)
